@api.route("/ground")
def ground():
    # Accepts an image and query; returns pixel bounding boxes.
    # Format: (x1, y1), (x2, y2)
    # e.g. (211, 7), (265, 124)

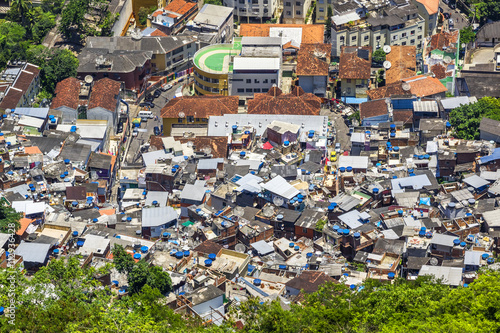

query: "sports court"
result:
(194, 38), (242, 74)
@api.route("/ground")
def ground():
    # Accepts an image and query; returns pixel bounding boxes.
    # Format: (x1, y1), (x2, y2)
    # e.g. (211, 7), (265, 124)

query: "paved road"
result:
(440, 0), (469, 31)
(320, 106), (352, 154)
(124, 81), (185, 164)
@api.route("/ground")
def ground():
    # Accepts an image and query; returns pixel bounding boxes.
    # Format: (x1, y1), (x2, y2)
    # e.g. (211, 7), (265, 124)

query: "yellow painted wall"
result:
(193, 67), (229, 96)
(151, 53), (166, 71)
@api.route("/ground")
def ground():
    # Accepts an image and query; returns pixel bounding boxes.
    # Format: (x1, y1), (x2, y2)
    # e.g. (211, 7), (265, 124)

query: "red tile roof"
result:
(164, 0), (197, 16)
(51, 77), (82, 110)
(339, 46), (372, 80)
(428, 30), (459, 52)
(161, 95), (238, 118)
(0, 63), (40, 110)
(240, 24), (325, 44)
(403, 75), (448, 97)
(17, 218), (35, 236)
(359, 99), (388, 120)
(393, 109), (414, 125)
(88, 78), (121, 112)
(367, 82), (407, 100)
(150, 29), (168, 37)
(296, 43), (331, 76)
(385, 45), (416, 85)
(285, 271), (336, 294)
(430, 63), (447, 79)
(24, 146), (42, 155)
(247, 86), (321, 115)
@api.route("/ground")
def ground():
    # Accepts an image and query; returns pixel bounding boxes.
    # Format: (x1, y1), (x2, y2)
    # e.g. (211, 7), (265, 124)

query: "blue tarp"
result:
(480, 148), (500, 164)
(344, 97), (368, 104)
(419, 197), (431, 206)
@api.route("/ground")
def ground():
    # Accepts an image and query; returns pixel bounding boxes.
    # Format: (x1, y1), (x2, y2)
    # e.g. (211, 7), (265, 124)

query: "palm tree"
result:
(10, 0), (33, 29)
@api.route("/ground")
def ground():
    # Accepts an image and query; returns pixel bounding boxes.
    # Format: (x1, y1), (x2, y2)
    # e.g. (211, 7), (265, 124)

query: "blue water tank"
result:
(279, 265), (287, 270)
(446, 121), (451, 127)
(343, 229), (350, 235)
(284, 141), (290, 146)
(424, 154), (430, 159)
(333, 225), (339, 231)
(294, 246), (300, 251)
(0, 306), (5, 315)
(112, 280), (119, 286)
(240, 151), (246, 157)
(346, 166), (353, 172)
(418, 155), (424, 160)
(409, 173), (416, 177)
(420, 227), (427, 232)
(298, 199), (303, 203)
(72, 231), (78, 237)
(390, 132), (395, 137)
(141, 246), (148, 253)
(373, 188), (379, 194)
(289, 242), (294, 248)
(339, 167), (346, 172)
(205, 259), (212, 266)
(386, 141), (392, 147)
(209, 253), (216, 260)
(463, 283), (469, 288)
(175, 251), (184, 259)
(408, 168), (414, 173)
(453, 239), (461, 246)
(184, 250), (190, 257)
(92, 218), (98, 222)
(337, 228), (344, 235)
(133, 253), (141, 260)
(425, 232), (433, 239)
(482, 253), (489, 260)
(77, 240), (85, 247)
(297, 194), (304, 199)
(398, 210), (404, 216)
(419, 230), (425, 237)
(53, 249), (59, 254)
(487, 257), (495, 264)
(60, 174), (65, 178)
(306, 252), (313, 258)
(152, 200), (158, 205)
(353, 232), (361, 239)
(393, 146), (400, 152)
(460, 241), (466, 247)
(390, 124), (396, 129)
(388, 272), (396, 279)
(253, 279), (262, 286)
(376, 163), (381, 167)
(350, 284), (356, 290)
(126, 217), (132, 222)
(163, 232), (170, 238)
(276, 214), (284, 220)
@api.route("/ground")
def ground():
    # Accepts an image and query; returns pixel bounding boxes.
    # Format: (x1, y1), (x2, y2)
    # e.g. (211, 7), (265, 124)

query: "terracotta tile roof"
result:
(0, 63), (40, 110)
(160, 95), (238, 118)
(193, 240), (223, 255)
(428, 30), (459, 52)
(149, 135), (164, 150)
(51, 77), (82, 110)
(415, 0), (439, 15)
(430, 63), (447, 79)
(239, 24), (325, 44)
(24, 146), (42, 155)
(403, 75), (448, 97)
(386, 45), (416, 85)
(88, 78), (121, 112)
(296, 43), (331, 76)
(393, 109), (414, 125)
(285, 271), (336, 294)
(17, 218), (35, 236)
(99, 208), (116, 216)
(367, 82), (407, 100)
(359, 99), (388, 120)
(339, 46), (372, 80)
(66, 186), (87, 201)
(150, 29), (168, 37)
(164, 0), (197, 16)
(247, 86), (321, 115)
(175, 136), (228, 159)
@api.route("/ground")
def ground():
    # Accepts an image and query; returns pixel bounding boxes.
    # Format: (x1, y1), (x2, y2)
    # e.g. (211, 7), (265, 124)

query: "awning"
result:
(262, 142), (273, 150)
(182, 221), (194, 227)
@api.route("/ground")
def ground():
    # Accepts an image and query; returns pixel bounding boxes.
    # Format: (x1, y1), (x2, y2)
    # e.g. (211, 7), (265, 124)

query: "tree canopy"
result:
(467, 0), (500, 24)
(372, 48), (386, 64)
(449, 97), (500, 140)
(0, 203), (22, 233)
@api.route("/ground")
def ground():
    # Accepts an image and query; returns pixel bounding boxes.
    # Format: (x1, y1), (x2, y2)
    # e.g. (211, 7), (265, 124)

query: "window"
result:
(263, 79), (268, 83)
(263, 0), (268, 3)
(178, 118), (183, 123)
(319, 7), (324, 12)
(364, 35), (369, 41)
(254, 88), (261, 92)
(402, 32), (407, 38)
(103, 73), (108, 77)
(211, 78), (218, 83)
(187, 116), (194, 122)
(402, 42), (407, 45)
(296, 10), (301, 15)
(296, 1), (301, 5)
(376, 36), (381, 41)
(303, 228), (307, 234)
(417, 35), (422, 40)
(286, 11), (291, 15)
(151, 63), (156, 68)
(410, 39), (415, 45)
(196, 118), (200, 122)
(392, 35), (398, 41)
(187, 43), (192, 48)
(254, 79), (259, 83)
(347, 79), (351, 83)
(410, 30), (415, 36)
(239, 0), (244, 3)
(172, 47), (183, 55)
(252, 0), (258, 4)
(237, 88), (244, 93)
(263, 88), (269, 92)
(246, 88), (252, 92)
(246, 79), (251, 83)
(418, 26), (422, 31)
(285, 2), (291, 6)
(167, 61), (171, 67)
(152, 54), (156, 59)
(271, 79), (276, 83)
(351, 36), (356, 41)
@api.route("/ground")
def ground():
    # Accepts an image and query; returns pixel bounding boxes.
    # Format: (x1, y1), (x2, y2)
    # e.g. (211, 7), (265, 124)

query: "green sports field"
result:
(194, 38), (242, 73)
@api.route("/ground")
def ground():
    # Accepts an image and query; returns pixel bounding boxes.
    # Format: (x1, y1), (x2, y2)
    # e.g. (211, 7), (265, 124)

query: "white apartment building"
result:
(230, 57), (281, 98)
(223, 0), (277, 23)
(330, 0), (426, 57)
(283, 0), (312, 24)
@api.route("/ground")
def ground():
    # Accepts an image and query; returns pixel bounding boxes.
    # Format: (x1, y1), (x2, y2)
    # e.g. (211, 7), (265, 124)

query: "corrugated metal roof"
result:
(338, 210), (363, 229)
(413, 100), (439, 112)
(418, 265), (462, 286)
(463, 174), (489, 189)
(391, 174), (431, 190)
(15, 242), (51, 263)
(261, 175), (299, 200)
(142, 206), (178, 227)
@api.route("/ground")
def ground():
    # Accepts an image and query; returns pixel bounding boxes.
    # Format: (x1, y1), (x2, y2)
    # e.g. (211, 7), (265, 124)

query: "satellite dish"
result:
(443, 56), (452, 64)
(383, 61), (392, 69)
(235, 244), (246, 253)
(84, 75), (93, 84)
(402, 82), (411, 91)
(273, 196), (284, 206)
(178, 112), (185, 118)
(263, 206), (274, 217)
(233, 206), (244, 217)
(186, 141), (194, 147)
(429, 257), (439, 266)
(383, 45), (391, 54)
(202, 146), (212, 155)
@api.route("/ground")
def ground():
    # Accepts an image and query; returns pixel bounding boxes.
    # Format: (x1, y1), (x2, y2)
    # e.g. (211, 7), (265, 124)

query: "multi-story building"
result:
(0, 61), (40, 111)
(148, 0), (198, 35)
(330, 0), (426, 57)
(412, 0), (439, 36)
(283, 0), (312, 24)
(315, 0), (333, 24)
(186, 4), (234, 46)
(339, 46), (372, 100)
(223, 0), (277, 24)
(193, 37), (281, 100)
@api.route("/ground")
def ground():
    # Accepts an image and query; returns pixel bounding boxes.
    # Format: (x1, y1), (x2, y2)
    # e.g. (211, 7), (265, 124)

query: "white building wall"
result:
(230, 72), (279, 98)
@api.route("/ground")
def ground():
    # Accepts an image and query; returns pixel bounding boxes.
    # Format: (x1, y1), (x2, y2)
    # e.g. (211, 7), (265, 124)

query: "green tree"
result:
(40, 49), (79, 94)
(128, 259), (150, 294)
(147, 265), (172, 294)
(112, 244), (135, 273)
(9, 0), (33, 29)
(460, 26), (475, 46)
(0, 203), (22, 233)
(325, 6), (333, 39)
(469, 0), (500, 24)
(59, 0), (90, 39)
(449, 97), (500, 139)
(41, 0), (65, 14)
(32, 12), (56, 43)
(315, 219), (327, 232)
(0, 20), (29, 69)
(204, 0), (222, 5)
(372, 48), (386, 64)
(138, 6), (156, 26)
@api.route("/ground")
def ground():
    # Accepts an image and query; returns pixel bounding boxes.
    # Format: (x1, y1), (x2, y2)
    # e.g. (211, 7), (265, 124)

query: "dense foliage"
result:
(449, 97), (500, 140)
(59, 0), (117, 39)
(1, 256), (499, 332)
(466, 0), (500, 24)
(0, 204), (22, 233)
(138, 6), (157, 26)
(372, 48), (386, 64)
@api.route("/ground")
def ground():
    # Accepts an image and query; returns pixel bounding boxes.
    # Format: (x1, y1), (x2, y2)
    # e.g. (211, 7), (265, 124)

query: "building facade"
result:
(283, 0), (312, 24)
(223, 0), (277, 23)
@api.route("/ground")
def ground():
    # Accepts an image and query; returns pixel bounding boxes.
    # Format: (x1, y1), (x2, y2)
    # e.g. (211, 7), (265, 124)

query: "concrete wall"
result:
(111, 0), (134, 36)
(230, 71), (279, 98)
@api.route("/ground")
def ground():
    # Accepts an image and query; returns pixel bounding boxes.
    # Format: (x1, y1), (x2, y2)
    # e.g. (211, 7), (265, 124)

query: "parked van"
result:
(138, 111), (154, 120)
